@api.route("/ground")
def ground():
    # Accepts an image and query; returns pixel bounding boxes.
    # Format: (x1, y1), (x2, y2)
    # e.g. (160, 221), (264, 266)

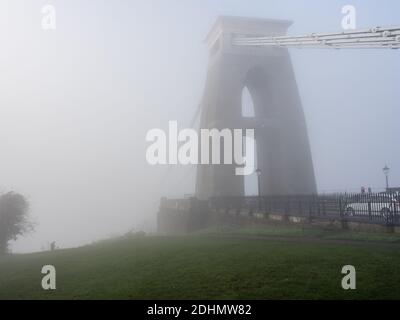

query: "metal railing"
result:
(210, 192), (400, 226)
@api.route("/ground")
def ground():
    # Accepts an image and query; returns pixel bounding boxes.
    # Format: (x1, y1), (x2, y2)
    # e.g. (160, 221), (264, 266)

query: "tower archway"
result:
(242, 86), (256, 118)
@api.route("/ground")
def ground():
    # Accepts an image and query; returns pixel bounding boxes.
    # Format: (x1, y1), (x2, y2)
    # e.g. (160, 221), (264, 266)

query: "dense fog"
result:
(0, 0), (398, 253)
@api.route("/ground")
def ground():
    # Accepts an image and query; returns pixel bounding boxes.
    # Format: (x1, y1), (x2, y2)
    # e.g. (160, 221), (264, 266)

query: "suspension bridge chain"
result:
(232, 26), (400, 49)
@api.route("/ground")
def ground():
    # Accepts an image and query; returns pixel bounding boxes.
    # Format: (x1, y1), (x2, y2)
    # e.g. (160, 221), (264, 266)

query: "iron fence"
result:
(210, 192), (400, 226)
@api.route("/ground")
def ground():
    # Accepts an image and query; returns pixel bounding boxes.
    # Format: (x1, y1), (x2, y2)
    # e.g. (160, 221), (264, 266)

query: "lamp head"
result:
(383, 165), (390, 176)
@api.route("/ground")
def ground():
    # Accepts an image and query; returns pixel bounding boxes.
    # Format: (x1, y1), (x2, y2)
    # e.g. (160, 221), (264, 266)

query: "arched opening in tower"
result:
(241, 68), (267, 196)
(241, 86), (256, 118)
(241, 86), (258, 196)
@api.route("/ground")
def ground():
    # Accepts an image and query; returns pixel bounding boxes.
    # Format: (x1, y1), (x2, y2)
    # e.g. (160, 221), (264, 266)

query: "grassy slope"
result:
(1, 233), (400, 300)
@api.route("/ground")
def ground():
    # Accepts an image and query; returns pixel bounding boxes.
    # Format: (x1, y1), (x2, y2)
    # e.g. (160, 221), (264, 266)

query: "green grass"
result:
(198, 224), (400, 242)
(1, 233), (400, 300)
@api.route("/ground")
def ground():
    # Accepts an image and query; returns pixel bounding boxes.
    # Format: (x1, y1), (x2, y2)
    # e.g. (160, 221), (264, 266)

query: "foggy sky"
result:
(0, 0), (399, 253)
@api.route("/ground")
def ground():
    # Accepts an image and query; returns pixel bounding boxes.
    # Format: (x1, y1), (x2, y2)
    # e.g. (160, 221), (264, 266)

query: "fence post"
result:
(368, 201), (372, 221)
(299, 199), (303, 216)
(339, 196), (349, 230)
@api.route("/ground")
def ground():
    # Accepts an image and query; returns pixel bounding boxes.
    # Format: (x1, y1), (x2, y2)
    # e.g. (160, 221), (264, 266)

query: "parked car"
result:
(345, 194), (399, 218)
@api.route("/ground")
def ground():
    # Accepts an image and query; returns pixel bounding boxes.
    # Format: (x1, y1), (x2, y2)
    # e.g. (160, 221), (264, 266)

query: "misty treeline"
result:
(0, 192), (34, 254)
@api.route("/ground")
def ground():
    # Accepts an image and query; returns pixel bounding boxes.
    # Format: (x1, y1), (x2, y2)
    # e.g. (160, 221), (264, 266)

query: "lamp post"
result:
(255, 169), (262, 211)
(383, 165), (390, 192)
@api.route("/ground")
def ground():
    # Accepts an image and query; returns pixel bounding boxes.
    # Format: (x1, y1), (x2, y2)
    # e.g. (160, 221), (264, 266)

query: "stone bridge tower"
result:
(195, 16), (317, 200)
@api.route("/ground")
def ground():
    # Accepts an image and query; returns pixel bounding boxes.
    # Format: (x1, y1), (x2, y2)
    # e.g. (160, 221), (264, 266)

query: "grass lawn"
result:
(1, 233), (400, 300)
(198, 224), (400, 242)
